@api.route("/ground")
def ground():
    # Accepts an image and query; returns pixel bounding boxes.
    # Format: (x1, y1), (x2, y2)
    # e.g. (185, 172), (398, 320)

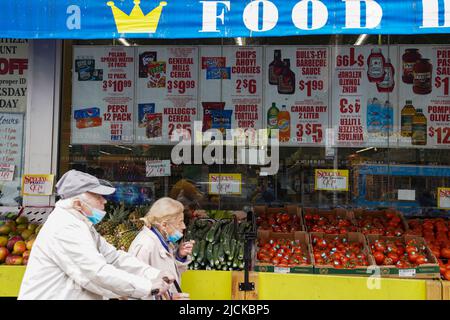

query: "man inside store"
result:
(18, 170), (175, 300)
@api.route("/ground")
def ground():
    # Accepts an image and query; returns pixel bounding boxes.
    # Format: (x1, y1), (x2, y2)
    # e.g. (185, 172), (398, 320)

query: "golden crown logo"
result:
(107, 0), (167, 34)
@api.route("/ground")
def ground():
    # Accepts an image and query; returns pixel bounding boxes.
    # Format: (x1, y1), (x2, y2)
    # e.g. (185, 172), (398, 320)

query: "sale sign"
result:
(315, 169), (349, 191)
(398, 46), (450, 148)
(71, 46), (134, 144)
(22, 174), (54, 196)
(208, 173), (242, 195)
(146, 160), (171, 177)
(331, 46), (399, 147)
(438, 188), (450, 209)
(136, 47), (198, 144)
(200, 46), (263, 138)
(264, 47), (329, 146)
(0, 39), (28, 113)
(0, 164), (14, 181)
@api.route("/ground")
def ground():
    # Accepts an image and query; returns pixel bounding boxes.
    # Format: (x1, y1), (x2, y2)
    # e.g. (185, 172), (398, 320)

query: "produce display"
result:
(256, 211), (302, 233)
(304, 212), (357, 234)
(355, 210), (406, 236)
(406, 218), (450, 260)
(256, 238), (310, 268)
(0, 213), (39, 266)
(310, 233), (370, 269)
(369, 237), (431, 268)
(438, 259), (450, 280)
(185, 218), (252, 271)
(96, 204), (148, 251)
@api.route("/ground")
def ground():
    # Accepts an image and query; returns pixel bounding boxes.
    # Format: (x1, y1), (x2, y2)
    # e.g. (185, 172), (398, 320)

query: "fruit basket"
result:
(353, 209), (408, 237)
(254, 230), (313, 274)
(310, 232), (375, 275)
(304, 208), (358, 234)
(254, 205), (304, 233)
(367, 235), (440, 279)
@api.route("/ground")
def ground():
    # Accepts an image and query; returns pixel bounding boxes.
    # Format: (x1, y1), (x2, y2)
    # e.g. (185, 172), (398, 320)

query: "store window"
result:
(59, 35), (450, 216)
(0, 39), (28, 206)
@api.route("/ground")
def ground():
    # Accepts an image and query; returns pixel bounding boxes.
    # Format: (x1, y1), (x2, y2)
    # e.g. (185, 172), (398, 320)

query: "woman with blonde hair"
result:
(128, 197), (194, 300)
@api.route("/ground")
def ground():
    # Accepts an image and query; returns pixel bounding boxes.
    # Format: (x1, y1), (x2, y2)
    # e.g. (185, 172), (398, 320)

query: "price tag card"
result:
(208, 173), (242, 195)
(315, 169), (349, 191)
(274, 267), (290, 274)
(399, 45), (450, 148)
(399, 269), (416, 278)
(22, 174), (54, 196)
(146, 160), (171, 177)
(331, 46), (399, 148)
(264, 46), (330, 146)
(438, 188), (450, 209)
(0, 164), (15, 181)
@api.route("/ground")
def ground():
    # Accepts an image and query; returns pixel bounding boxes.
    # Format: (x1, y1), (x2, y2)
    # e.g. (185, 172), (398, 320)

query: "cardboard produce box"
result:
(254, 205), (304, 233)
(366, 235), (440, 279)
(303, 208), (358, 234)
(353, 209), (409, 237)
(310, 232), (376, 275)
(254, 230), (313, 274)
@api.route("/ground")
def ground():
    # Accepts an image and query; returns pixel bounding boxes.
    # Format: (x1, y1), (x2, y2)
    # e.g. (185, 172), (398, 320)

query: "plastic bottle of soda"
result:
(277, 105), (291, 142)
(267, 102), (279, 137)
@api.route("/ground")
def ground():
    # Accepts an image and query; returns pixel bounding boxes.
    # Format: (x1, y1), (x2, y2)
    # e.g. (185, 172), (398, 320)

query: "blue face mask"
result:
(81, 201), (106, 225)
(167, 229), (183, 243)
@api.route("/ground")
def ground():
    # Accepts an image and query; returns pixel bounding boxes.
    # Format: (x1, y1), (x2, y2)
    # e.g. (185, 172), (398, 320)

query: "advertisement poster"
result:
(264, 46), (330, 146)
(200, 46), (263, 139)
(71, 46), (135, 144)
(0, 113), (24, 205)
(0, 164), (15, 181)
(0, 39), (28, 113)
(315, 169), (349, 191)
(438, 188), (450, 209)
(331, 46), (399, 147)
(398, 45), (450, 148)
(136, 47), (198, 144)
(22, 174), (54, 196)
(145, 160), (171, 177)
(208, 173), (242, 195)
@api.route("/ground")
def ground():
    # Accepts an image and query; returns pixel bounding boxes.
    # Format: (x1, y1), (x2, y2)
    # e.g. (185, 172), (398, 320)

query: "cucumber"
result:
(213, 243), (220, 266)
(206, 242), (214, 264)
(220, 223), (231, 243)
(229, 239), (237, 261)
(213, 221), (225, 243)
(238, 241), (245, 260)
(232, 255), (239, 268)
(218, 242), (225, 263)
(196, 240), (206, 264)
(192, 241), (200, 257)
(223, 238), (231, 256)
(206, 222), (219, 242)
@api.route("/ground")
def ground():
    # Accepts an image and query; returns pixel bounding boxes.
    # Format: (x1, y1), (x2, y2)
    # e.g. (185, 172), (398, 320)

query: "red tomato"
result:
(441, 248), (450, 259)
(416, 255), (428, 265)
(387, 253), (399, 264)
(373, 252), (385, 265)
(408, 252), (419, 263)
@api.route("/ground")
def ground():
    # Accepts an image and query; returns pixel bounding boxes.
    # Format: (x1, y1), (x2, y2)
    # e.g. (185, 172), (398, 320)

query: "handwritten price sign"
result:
(22, 174), (54, 196)
(208, 174), (242, 195)
(438, 188), (450, 209)
(146, 160), (171, 177)
(0, 164), (14, 181)
(315, 169), (349, 191)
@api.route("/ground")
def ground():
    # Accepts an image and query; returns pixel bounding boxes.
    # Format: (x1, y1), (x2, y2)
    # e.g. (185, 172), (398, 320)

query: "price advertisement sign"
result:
(331, 46), (399, 147)
(0, 164), (14, 181)
(145, 160), (171, 177)
(264, 47), (329, 146)
(71, 46), (135, 144)
(200, 46), (263, 137)
(398, 46), (450, 148)
(208, 173), (242, 195)
(315, 169), (349, 191)
(136, 47), (198, 144)
(22, 174), (54, 196)
(438, 188), (450, 209)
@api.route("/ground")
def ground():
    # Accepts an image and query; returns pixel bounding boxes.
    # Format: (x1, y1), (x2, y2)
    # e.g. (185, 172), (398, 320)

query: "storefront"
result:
(1, 0), (450, 299)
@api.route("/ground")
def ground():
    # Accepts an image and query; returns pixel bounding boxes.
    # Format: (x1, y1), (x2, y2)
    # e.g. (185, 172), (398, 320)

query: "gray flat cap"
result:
(56, 169), (116, 199)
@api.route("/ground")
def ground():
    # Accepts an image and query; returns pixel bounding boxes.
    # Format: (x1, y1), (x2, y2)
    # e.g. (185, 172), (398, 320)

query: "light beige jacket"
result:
(128, 226), (191, 296)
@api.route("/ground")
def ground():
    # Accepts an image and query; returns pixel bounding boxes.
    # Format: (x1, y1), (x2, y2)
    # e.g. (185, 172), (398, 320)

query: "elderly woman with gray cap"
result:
(18, 170), (174, 300)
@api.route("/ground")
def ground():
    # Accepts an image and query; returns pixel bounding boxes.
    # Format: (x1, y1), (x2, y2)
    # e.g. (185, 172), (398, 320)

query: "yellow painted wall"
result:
(181, 270), (232, 300)
(0, 266), (26, 297)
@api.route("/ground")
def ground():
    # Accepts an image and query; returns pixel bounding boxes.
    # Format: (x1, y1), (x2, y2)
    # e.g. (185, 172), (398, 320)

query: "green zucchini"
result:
(218, 242), (225, 263)
(213, 243), (220, 266)
(206, 222), (219, 242)
(192, 241), (200, 257)
(238, 241), (245, 260)
(206, 242), (214, 264)
(229, 239), (237, 261)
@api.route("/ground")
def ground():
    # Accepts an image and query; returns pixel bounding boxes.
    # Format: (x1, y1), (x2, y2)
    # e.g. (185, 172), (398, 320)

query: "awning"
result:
(2, 0), (450, 39)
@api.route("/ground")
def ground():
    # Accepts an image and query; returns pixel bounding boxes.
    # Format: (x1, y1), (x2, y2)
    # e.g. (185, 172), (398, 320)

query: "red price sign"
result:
(167, 80), (196, 94)
(236, 79), (257, 94)
(429, 126), (450, 144)
(296, 123), (323, 143)
(169, 123), (192, 140)
(102, 80), (132, 92)
(340, 98), (361, 114)
(299, 80), (324, 97)
(435, 76), (450, 95)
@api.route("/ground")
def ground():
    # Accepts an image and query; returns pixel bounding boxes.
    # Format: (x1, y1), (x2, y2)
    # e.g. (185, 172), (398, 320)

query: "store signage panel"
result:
(315, 169), (349, 191)
(146, 160), (171, 177)
(4, 1), (450, 39)
(22, 174), (55, 196)
(208, 173), (242, 195)
(0, 164), (15, 182)
(438, 188), (450, 209)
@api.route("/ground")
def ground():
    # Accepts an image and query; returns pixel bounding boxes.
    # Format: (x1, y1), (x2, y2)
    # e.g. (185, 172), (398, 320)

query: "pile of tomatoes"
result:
(304, 214), (358, 234)
(438, 259), (450, 280)
(356, 211), (405, 236)
(256, 239), (310, 267)
(256, 212), (302, 233)
(311, 235), (369, 269)
(370, 238), (430, 268)
(407, 218), (450, 260)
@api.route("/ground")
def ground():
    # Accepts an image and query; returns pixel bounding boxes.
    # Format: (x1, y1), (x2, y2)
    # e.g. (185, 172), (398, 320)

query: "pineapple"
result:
(96, 203), (129, 236)
(104, 234), (117, 247)
(117, 230), (140, 252)
(128, 205), (149, 231)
